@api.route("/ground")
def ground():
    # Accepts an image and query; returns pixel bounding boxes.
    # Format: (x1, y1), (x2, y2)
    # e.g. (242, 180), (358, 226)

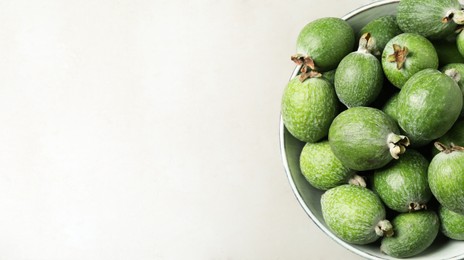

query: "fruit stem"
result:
(348, 174), (366, 187)
(444, 68), (461, 83)
(434, 141), (464, 154)
(357, 32), (377, 55)
(452, 10), (464, 25)
(375, 219), (394, 237)
(409, 202), (427, 212)
(290, 54), (322, 82)
(387, 133), (410, 159)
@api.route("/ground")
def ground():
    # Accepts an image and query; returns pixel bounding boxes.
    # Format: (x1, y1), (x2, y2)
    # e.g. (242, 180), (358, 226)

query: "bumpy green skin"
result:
(334, 52), (383, 107)
(434, 39), (464, 66)
(296, 17), (355, 72)
(428, 149), (464, 214)
(281, 77), (338, 143)
(372, 149), (431, 212)
(321, 185), (386, 245)
(397, 69), (462, 146)
(382, 92), (400, 122)
(439, 205), (464, 240)
(397, 0), (460, 38)
(441, 63), (464, 117)
(300, 141), (355, 190)
(433, 120), (464, 156)
(328, 107), (401, 171)
(359, 15), (402, 55)
(380, 211), (439, 258)
(382, 33), (438, 88)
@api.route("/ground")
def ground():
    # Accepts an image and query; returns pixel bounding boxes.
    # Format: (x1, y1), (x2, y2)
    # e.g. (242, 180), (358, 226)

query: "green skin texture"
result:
(433, 119), (464, 156)
(396, 0), (460, 38)
(397, 69), (462, 146)
(281, 77), (338, 143)
(359, 15), (402, 55)
(382, 33), (439, 89)
(372, 149), (431, 212)
(328, 107), (402, 171)
(439, 205), (464, 240)
(456, 31), (464, 58)
(441, 63), (464, 117)
(334, 51), (383, 107)
(382, 92), (400, 122)
(322, 69), (335, 85)
(428, 150), (464, 214)
(296, 17), (355, 72)
(321, 185), (386, 245)
(380, 211), (439, 258)
(299, 141), (355, 190)
(434, 39), (464, 67)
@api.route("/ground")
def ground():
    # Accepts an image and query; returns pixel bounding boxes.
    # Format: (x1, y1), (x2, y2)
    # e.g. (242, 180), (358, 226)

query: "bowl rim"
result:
(279, 0), (464, 259)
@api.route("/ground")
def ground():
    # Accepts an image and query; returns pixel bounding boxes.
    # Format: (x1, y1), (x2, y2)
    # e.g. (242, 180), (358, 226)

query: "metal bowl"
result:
(280, 1), (464, 259)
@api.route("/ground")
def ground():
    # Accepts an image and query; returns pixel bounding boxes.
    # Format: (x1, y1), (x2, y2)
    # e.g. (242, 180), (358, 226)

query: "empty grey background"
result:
(0, 0), (384, 259)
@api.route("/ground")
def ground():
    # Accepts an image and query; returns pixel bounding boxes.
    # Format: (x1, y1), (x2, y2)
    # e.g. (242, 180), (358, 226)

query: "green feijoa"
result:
(359, 15), (402, 56)
(321, 185), (393, 245)
(433, 37), (464, 66)
(397, 69), (462, 146)
(382, 92), (400, 122)
(428, 143), (464, 214)
(299, 141), (365, 190)
(441, 64), (464, 117)
(380, 211), (439, 258)
(396, 0), (464, 39)
(432, 119), (464, 156)
(439, 205), (464, 240)
(382, 33), (438, 89)
(372, 149), (431, 212)
(328, 107), (409, 171)
(281, 76), (338, 143)
(292, 17), (355, 73)
(334, 33), (383, 107)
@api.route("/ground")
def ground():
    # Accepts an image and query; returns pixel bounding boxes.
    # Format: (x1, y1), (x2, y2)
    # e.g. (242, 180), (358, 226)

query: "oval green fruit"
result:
(281, 76), (338, 143)
(328, 107), (409, 171)
(372, 149), (431, 212)
(359, 15), (402, 56)
(299, 141), (364, 190)
(334, 34), (383, 107)
(294, 17), (355, 72)
(439, 205), (464, 240)
(321, 185), (393, 245)
(397, 0), (464, 38)
(380, 211), (439, 258)
(382, 33), (438, 88)
(428, 143), (464, 214)
(397, 69), (462, 146)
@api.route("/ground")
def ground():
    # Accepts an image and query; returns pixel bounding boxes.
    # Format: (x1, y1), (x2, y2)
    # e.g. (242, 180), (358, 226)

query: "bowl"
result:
(279, 1), (464, 259)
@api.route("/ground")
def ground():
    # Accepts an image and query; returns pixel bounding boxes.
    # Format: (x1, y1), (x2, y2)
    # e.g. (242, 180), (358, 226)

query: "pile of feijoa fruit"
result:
(281, 0), (464, 258)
